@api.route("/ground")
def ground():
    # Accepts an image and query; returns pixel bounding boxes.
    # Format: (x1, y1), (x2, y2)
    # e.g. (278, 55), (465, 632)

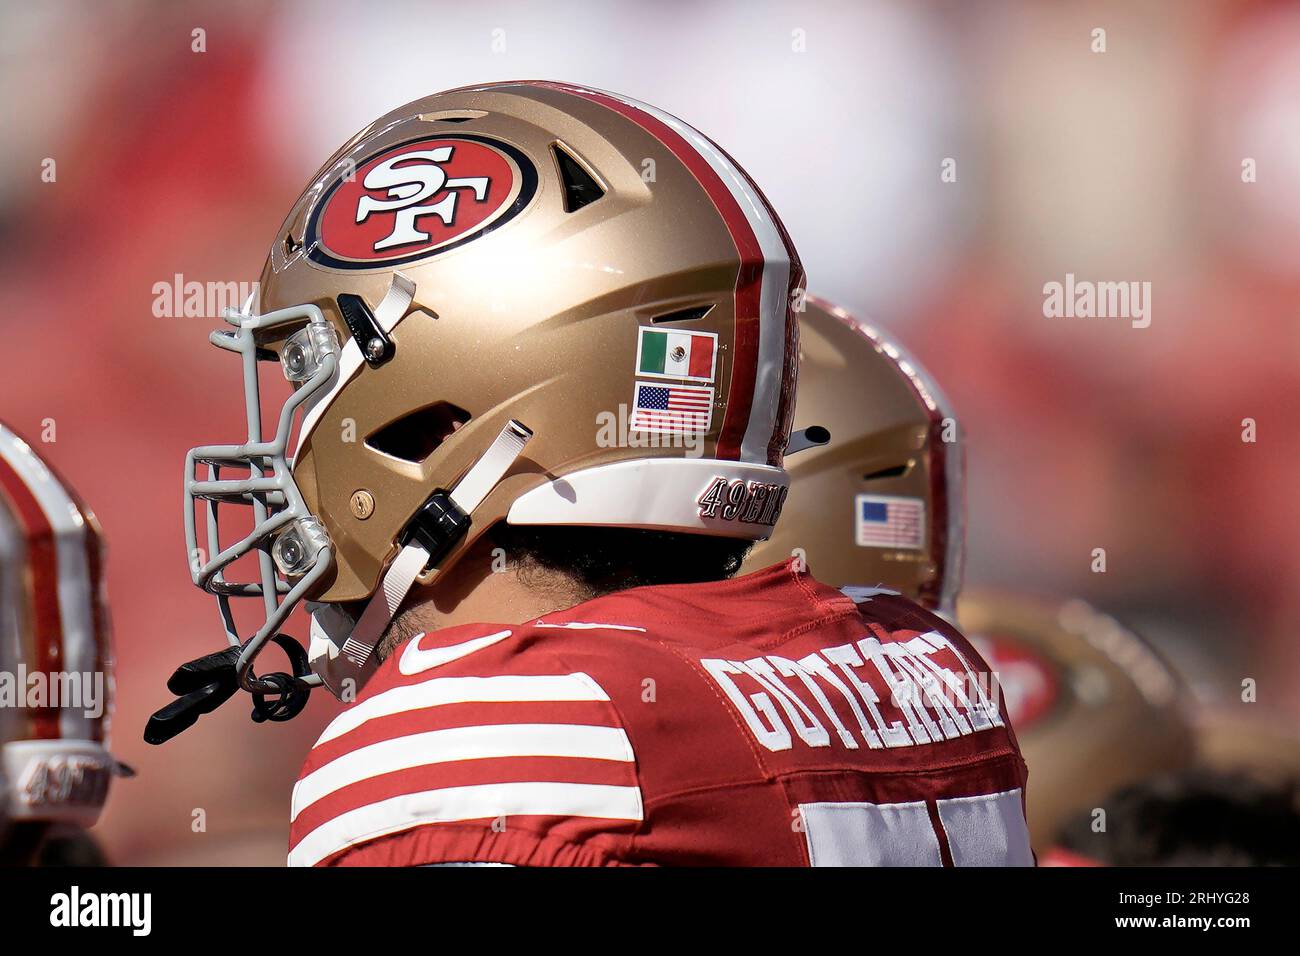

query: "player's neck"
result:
(432, 562), (589, 626)
(395, 537), (593, 639)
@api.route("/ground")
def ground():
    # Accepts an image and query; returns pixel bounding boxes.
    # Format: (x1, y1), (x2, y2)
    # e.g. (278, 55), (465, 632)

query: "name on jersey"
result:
(700, 631), (1003, 753)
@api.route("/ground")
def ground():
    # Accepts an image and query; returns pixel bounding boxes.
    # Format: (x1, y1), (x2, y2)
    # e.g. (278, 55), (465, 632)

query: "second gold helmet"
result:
(746, 296), (961, 614)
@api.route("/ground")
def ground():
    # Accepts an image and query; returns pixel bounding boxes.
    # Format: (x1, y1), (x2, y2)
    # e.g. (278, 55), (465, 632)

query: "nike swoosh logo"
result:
(398, 629), (513, 676)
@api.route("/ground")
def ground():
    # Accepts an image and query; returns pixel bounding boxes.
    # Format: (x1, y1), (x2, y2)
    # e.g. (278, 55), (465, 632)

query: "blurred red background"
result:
(1, 0), (1295, 863)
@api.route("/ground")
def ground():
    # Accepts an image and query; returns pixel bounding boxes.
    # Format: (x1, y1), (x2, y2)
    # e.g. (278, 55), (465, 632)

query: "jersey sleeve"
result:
(287, 625), (645, 867)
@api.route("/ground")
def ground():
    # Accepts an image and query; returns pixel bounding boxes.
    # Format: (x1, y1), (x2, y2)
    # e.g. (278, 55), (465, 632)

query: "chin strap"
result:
(308, 419), (533, 698)
(147, 419), (533, 742)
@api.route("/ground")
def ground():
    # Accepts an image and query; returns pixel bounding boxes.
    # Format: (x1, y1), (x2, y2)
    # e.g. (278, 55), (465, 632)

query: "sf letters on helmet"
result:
(356, 146), (489, 250)
(307, 135), (537, 269)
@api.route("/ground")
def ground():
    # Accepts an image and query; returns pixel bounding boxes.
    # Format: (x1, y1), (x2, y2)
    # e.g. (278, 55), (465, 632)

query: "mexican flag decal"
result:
(636, 327), (718, 383)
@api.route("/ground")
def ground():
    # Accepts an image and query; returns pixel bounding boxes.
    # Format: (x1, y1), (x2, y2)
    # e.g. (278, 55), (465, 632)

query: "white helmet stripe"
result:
(524, 82), (797, 465)
(590, 89), (793, 463)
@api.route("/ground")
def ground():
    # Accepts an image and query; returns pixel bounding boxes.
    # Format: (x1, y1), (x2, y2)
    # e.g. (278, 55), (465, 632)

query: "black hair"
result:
(376, 524), (753, 662)
(0, 822), (50, 866)
(489, 523), (753, 600)
(1054, 768), (1300, 866)
(35, 825), (109, 867)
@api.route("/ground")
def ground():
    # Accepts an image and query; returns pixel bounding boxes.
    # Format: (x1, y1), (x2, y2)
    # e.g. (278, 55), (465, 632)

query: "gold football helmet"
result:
(960, 591), (1195, 848)
(745, 296), (962, 615)
(150, 82), (804, 741)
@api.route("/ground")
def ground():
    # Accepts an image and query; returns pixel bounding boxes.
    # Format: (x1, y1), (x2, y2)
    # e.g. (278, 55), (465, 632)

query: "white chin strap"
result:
(308, 420), (532, 698)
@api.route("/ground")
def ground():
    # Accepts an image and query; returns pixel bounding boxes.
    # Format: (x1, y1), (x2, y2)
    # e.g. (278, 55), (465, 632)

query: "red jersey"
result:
(289, 560), (1031, 866)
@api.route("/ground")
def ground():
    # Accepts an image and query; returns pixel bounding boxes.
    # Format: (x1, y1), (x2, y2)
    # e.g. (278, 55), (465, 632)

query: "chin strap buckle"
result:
(307, 419), (534, 699)
(401, 417), (533, 575)
(401, 492), (472, 570)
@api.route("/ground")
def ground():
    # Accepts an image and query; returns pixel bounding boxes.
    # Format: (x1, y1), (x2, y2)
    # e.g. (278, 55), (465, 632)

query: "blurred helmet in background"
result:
(170, 81), (804, 728)
(0, 422), (121, 864)
(745, 295), (962, 616)
(1041, 711), (1300, 865)
(960, 591), (1195, 849)
(1193, 708), (1300, 784)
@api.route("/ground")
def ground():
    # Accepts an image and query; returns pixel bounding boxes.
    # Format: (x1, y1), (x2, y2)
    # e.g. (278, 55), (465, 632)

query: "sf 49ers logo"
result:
(698, 477), (788, 527)
(968, 635), (1060, 730)
(305, 135), (537, 270)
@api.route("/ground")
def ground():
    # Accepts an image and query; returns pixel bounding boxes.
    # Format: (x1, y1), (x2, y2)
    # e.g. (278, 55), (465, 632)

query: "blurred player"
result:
(1049, 768), (1300, 866)
(1045, 708), (1300, 866)
(0, 422), (125, 866)
(748, 296), (1196, 855)
(960, 592), (1195, 852)
(152, 84), (1031, 867)
(743, 295), (963, 617)
(1193, 706), (1300, 784)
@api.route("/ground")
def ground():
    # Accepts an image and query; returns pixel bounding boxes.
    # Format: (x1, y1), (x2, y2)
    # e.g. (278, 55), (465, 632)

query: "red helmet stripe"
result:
(524, 82), (775, 462)
(712, 141), (805, 464)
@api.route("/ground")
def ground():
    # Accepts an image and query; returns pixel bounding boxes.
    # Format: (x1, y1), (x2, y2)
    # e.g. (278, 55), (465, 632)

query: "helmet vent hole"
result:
(552, 143), (605, 212)
(365, 402), (471, 464)
(862, 464), (910, 481)
(419, 109), (488, 124)
(652, 304), (714, 324)
(284, 232), (302, 256)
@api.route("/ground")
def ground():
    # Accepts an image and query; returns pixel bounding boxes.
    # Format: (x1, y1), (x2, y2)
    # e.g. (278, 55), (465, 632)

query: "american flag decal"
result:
(631, 382), (713, 435)
(854, 494), (925, 550)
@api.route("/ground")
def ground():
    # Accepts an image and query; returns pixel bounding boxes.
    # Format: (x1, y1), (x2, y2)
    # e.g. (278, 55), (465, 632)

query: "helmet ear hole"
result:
(862, 463), (911, 481)
(365, 402), (471, 464)
(651, 304), (714, 324)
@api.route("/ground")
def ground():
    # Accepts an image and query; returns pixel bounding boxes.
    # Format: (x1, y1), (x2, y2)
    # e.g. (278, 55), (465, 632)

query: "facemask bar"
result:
(183, 301), (340, 696)
(149, 274), (535, 747)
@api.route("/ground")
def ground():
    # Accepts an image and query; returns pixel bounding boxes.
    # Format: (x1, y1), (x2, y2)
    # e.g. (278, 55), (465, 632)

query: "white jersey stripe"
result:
(0, 425), (96, 741)
(289, 781), (644, 867)
(590, 89), (793, 464)
(292, 722), (635, 821)
(532, 621), (647, 632)
(315, 672), (611, 746)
